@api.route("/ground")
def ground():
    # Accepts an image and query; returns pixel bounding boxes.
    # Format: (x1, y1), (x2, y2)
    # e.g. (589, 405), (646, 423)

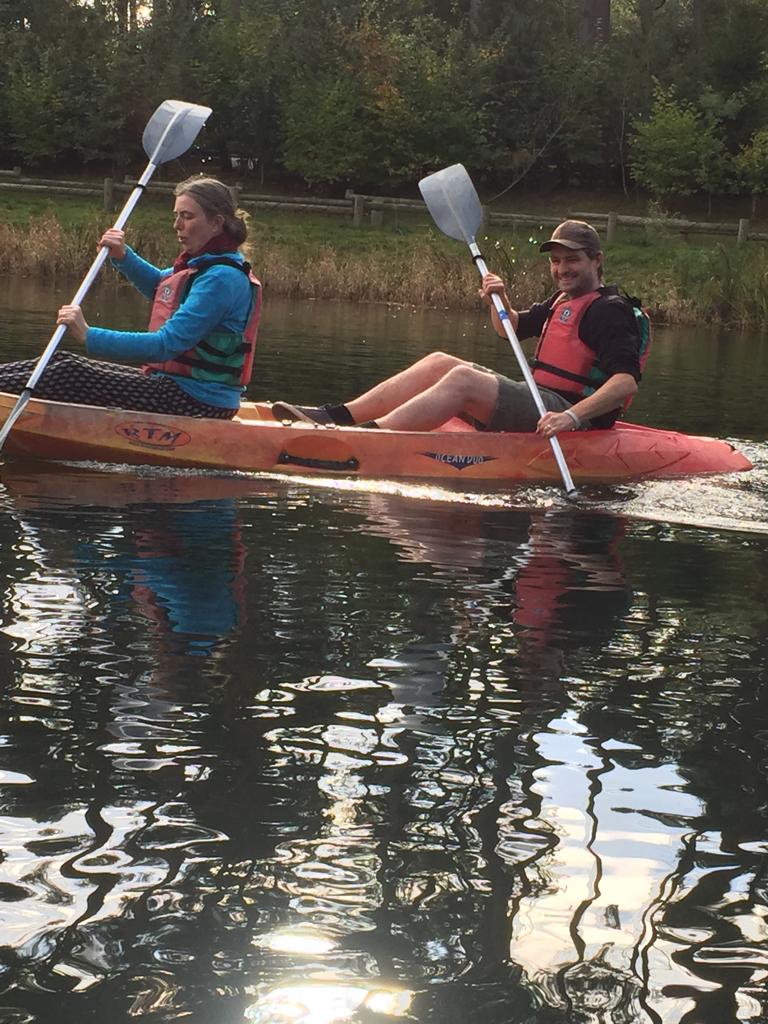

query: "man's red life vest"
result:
(531, 288), (651, 410)
(143, 259), (261, 388)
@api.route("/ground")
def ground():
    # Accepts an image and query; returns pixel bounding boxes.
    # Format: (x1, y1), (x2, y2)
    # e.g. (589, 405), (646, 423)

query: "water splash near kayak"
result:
(592, 438), (768, 534)
(32, 432), (765, 535)
(249, 435), (768, 534)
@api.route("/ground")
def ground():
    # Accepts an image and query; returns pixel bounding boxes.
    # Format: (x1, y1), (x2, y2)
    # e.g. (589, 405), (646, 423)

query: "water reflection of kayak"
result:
(0, 459), (280, 509)
(0, 392), (752, 484)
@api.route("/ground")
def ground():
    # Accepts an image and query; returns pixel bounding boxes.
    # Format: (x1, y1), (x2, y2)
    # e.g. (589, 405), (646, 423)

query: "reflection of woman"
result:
(0, 176), (261, 418)
(127, 501), (247, 652)
(2, 464), (251, 657)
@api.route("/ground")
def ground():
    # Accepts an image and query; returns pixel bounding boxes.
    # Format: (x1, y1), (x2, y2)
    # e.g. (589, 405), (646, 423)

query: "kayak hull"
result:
(0, 393), (752, 484)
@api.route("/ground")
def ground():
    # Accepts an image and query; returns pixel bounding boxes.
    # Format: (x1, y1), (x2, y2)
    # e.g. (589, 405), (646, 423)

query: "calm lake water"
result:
(0, 277), (766, 1024)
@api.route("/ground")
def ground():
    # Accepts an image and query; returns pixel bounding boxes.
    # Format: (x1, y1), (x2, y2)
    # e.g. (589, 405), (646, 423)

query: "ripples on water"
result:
(0, 291), (766, 1023)
(0, 461), (765, 1024)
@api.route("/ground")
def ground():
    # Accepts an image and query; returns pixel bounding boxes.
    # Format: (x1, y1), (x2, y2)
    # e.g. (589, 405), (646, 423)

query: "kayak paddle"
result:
(418, 163), (578, 498)
(0, 98), (212, 453)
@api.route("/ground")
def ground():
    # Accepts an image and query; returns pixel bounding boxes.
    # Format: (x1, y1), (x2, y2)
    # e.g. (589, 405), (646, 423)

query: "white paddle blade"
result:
(418, 163), (484, 245)
(142, 99), (212, 165)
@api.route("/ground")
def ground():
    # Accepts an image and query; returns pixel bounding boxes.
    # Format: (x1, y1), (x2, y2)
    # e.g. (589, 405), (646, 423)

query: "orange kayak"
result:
(0, 392), (752, 484)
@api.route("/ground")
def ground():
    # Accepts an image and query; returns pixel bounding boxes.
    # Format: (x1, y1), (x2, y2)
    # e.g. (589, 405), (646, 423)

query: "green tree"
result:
(0, 0), (766, 198)
(696, 89), (741, 213)
(4, 57), (65, 164)
(2, 2), (133, 167)
(281, 74), (369, 185)
(737, 128), (768, 215)
(194, 4), (283, 179)
(342, 17), (494, 186)
(278, 12), (495, 188)
(480, 0), (610, 192)
(629, 85), (722, 200)
(697, 129), (733, 216)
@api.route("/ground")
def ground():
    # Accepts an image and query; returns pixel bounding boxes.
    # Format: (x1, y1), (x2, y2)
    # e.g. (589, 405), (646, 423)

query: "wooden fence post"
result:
(737, 218), (750, 245)
(370, 207), (383, 227)
(352, 194), (365, 226)
(103, 177), (114, 211)
(606, 211), (617, 243)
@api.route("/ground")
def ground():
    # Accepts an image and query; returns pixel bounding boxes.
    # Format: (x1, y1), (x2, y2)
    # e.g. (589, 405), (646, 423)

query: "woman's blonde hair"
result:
(175, 175), (248, 246)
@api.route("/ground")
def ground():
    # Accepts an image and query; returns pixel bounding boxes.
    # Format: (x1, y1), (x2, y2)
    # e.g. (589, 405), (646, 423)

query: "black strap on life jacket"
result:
(529, 359), (595, 387)
(193, 256), (253, 276)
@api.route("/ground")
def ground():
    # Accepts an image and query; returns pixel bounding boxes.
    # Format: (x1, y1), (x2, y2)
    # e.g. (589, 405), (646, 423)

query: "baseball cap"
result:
(539, 220), (601, 253)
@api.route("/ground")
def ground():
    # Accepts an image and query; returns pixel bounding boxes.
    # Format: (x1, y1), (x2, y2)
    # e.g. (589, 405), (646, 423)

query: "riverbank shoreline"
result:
(2, 194), (768, 327)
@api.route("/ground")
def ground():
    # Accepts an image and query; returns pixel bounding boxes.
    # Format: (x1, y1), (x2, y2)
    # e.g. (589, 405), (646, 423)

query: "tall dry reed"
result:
(0, 213), (106, 276)
(2, 211), (767, 326)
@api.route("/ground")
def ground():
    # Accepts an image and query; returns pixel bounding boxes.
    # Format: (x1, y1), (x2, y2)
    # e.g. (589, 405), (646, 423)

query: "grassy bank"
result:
(2, 192), (768, 326)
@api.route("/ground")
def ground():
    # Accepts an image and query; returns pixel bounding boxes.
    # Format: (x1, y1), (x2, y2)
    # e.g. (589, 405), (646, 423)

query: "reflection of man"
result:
(496, 512), (632, 698)
(561, 955), (644, 1024)
(503, 716), (706, 1022)
(512, 512), (628, 650)
(272, 220), (648, 439)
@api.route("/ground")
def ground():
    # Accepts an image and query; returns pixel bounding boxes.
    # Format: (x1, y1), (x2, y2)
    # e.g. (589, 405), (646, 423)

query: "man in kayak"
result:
(272, 220), (648, 437)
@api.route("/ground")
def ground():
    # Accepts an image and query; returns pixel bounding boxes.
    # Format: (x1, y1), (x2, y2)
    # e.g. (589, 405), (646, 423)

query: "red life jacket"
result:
(143, 258), (261, 388)
(531, 288), (651, 410)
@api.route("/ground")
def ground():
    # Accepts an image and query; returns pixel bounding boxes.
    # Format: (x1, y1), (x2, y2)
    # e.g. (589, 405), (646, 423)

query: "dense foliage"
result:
(1, 0), (767, 201)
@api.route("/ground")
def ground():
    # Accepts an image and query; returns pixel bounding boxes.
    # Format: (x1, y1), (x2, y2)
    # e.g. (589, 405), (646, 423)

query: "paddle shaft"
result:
(0, 108), (188, 452)
(27, 166), (156, 391)
(470, 243), (577, 497)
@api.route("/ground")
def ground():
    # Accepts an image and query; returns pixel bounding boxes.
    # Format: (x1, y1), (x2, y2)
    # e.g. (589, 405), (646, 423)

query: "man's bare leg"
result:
(375, 364), (499, 431)
(345, 352), (470, 424)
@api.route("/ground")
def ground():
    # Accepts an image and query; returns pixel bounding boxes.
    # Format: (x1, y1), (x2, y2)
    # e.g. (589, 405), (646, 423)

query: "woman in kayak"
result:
(0, 176), (261, 418)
